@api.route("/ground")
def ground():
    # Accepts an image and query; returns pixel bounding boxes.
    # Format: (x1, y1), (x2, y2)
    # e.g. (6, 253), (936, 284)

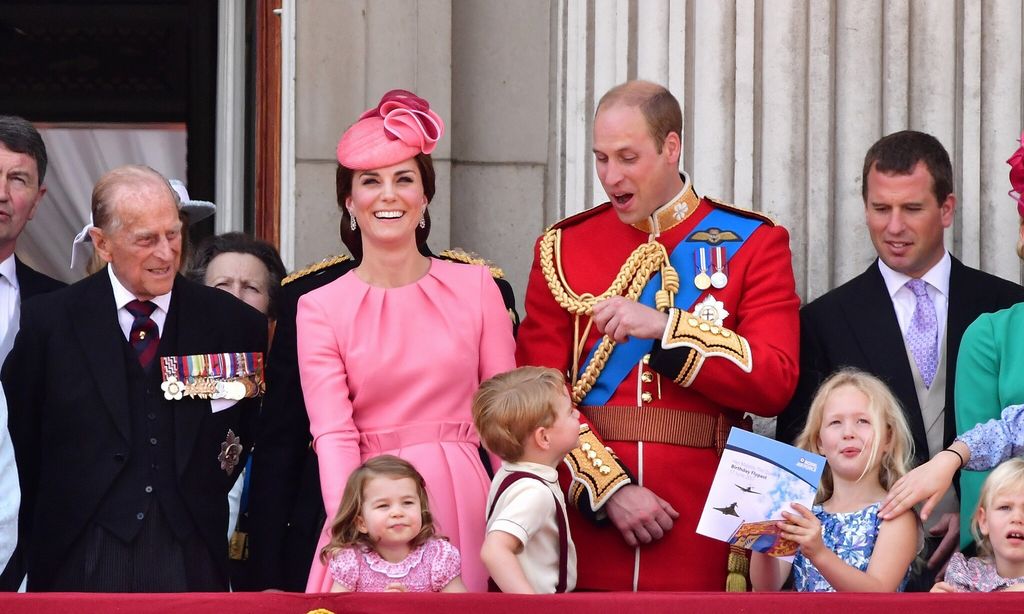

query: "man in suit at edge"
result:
(775, 130), (1024, 581)
(0, 116), (66, 589)
(3, 165), (267, 591)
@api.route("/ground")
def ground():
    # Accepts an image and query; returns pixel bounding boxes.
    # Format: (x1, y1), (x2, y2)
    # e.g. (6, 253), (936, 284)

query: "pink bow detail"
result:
(1008, 131), (1024, 217)
(360, 89), (444, 155)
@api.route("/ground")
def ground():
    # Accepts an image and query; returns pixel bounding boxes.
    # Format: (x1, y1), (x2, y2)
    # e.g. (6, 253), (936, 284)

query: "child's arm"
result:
(958, 403), (1024, 471)
(782, 503), (917, 592)
(749, 550), (793, 591)
(480, 531), (534, 594)
(879, 440), (969, 521)
(441, 576), (467, 593)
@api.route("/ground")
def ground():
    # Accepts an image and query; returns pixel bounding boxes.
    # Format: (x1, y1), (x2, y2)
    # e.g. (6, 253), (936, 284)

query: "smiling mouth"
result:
(374, 211), (404, 219)
(1008, 530), (1024, 540)
(612, 193), (633, 206)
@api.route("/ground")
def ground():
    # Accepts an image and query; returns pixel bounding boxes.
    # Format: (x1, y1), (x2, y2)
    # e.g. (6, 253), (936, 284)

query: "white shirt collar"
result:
(501, 460), (560, 482)
(106, 264), (172, 314)
(877, 250), (951, 299)
(0, 255), (17, 291)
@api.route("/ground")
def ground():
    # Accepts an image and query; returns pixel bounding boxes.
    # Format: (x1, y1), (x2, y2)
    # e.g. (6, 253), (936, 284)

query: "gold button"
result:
(641, 371), (653, 383)
(710, 326), (720, 334)
(722, 330), (731, 338)
(699, 323), (711, 332)
(599, 465), (611, 475)
(641, 391), (653, 403)
(587, 450), (597, 459)
(642, 354), (651, 364)
(581, 442), (592, 452)
(687, 317), (699, 327)
(592, 458), (603, 468)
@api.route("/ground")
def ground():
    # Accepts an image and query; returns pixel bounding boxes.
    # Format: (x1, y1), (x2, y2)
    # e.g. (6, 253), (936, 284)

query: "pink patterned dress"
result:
(297, 259), (516, 592)
(328, 538), (462, 592)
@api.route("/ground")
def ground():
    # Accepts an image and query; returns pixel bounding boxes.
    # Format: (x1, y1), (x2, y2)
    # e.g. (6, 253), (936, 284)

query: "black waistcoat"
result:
(92, 339), (192, 542)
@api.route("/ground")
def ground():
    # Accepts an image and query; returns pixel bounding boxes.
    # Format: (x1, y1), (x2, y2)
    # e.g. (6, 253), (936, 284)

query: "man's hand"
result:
(592, 297), (669, 343)
(605, 485), (679, 547)
(927, 513), (959, 572)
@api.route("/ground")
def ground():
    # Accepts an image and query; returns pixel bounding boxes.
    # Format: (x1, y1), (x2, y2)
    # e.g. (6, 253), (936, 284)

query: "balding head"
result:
(596, 80), (682, 153)
(88, 165), (183, 300)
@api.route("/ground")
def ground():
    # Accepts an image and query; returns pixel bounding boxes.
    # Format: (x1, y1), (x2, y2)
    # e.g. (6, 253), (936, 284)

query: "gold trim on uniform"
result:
(281, 254), (352, 286)
(563, 424), (630, 510)
(438, 247), (506, 279)
(662, 307), (753, 382)
(632, 176), (702, 236)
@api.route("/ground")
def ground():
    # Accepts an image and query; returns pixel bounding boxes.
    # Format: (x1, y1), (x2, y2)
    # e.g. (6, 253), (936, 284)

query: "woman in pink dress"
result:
(297, 90), (515, 592)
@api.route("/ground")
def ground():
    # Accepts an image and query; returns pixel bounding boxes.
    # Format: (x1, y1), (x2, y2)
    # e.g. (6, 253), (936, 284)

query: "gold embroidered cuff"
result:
(661, 308), (753, 383)
(563, 424), (630, 511)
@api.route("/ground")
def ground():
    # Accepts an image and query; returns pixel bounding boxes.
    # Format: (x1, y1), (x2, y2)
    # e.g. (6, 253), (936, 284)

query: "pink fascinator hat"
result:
(336, 89), (445, 170)
(1008, 131), (1024, 218)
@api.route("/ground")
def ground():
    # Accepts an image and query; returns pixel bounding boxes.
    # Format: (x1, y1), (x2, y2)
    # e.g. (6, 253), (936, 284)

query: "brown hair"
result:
(337, 153), (436, 261)
(972, 458), (1024, 560)
(472, 366), (568, 462)
(319, 455), (438, 563)
(861, 130), (954, 204)
(596, 80), (682, 153)
(795, 368), (915, 504)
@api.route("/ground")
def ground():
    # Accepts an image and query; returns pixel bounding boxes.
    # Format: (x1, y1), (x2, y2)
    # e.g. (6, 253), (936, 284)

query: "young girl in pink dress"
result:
(298, 90), (515, 592)
(324, 455), (466, 592)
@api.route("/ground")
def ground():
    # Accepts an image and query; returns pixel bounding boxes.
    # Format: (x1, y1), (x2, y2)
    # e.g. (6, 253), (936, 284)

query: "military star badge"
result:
(692, 295), (729, 326)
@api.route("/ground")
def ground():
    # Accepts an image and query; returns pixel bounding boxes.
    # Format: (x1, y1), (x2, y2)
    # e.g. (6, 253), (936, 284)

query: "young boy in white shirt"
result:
(472, 366), (580, 594)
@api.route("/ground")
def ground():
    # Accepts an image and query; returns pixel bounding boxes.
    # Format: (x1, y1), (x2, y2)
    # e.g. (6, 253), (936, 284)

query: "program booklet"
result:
(696, 427), (826, 561)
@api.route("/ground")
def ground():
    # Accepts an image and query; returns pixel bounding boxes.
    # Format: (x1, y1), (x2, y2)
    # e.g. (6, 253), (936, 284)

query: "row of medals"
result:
(694, 246), (728, 290)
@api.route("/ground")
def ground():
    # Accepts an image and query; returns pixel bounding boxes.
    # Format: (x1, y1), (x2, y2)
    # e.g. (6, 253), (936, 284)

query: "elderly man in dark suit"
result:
(776, 130), (1024, 581)
(3, 165), (266, 591)
(0, 116), (65, 590)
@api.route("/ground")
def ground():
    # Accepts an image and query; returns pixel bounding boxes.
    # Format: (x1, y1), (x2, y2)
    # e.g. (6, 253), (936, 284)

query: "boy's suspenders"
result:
(486, 471), (568, 593)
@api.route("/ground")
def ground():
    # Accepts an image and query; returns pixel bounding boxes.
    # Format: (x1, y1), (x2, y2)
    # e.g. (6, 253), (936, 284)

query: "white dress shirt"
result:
(107, 265), (171, 341)
(0, 255), (20, 367)
(0, 381), (18, 572)
(877, 251), (951, 341)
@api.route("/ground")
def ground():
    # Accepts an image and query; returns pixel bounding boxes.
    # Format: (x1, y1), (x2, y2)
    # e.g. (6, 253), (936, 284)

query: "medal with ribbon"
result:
(160, 352), (265, 401)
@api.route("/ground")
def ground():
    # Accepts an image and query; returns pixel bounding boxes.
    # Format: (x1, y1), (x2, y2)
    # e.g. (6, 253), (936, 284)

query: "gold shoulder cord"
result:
(539, 229), (679, 403)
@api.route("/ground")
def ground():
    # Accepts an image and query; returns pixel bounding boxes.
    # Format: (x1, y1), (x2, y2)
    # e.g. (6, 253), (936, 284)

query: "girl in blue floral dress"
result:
(751, 369), (919, 591)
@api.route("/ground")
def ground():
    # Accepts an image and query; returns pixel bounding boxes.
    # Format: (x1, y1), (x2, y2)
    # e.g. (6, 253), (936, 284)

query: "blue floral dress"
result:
(791, 502), (910, 592)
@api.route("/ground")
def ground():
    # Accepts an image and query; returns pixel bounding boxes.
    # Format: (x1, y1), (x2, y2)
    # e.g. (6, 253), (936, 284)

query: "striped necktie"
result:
(125, 299), (159, 369)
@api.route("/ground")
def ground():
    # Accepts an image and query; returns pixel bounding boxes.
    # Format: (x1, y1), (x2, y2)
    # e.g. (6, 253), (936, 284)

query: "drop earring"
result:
(418, 213), (426, 229)
(350, 214), (357, 231)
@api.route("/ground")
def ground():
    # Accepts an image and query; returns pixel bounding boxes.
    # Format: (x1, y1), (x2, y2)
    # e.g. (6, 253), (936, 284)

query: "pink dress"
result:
(297, 259), (515, 592)
(328, 538), (462, 592)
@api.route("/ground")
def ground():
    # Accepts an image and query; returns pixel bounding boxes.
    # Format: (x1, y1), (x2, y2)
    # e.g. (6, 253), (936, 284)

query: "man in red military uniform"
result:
(516, 80), (800, 591)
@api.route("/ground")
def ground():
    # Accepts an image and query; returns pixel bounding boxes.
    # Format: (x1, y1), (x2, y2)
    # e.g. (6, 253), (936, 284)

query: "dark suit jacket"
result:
(2, 271), (267, 590)
(245, 252), (519, 591)
(0, 258), (63, 590)
(14, 258), (64, 301)
(777, 257), (1024, 463)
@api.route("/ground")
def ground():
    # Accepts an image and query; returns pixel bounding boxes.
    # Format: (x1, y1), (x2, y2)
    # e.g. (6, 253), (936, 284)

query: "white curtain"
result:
(19, 125), (187, 283)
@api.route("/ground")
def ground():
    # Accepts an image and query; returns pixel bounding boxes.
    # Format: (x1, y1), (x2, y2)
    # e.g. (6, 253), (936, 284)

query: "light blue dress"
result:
(791, 502), (910, 592)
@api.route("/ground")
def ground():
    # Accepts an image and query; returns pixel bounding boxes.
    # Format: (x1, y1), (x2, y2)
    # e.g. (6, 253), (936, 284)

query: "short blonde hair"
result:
(472, 366), (568, 462)
(796, 368), (915, 504)
(972, 458), (1024, 559)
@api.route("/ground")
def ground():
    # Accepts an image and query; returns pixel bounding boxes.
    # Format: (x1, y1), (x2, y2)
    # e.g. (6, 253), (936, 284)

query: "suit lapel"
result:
(165, 278), (208, 477)
(840, 263), (929, 456)
(943, 257), (973, 444)
(72, 272), (132, 442)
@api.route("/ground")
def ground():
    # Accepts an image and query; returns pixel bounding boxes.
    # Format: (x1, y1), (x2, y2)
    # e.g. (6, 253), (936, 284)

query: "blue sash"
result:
(580, 207), (764, 406)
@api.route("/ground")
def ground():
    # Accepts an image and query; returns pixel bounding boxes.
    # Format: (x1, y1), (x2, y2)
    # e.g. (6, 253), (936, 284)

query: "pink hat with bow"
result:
(1008, 131), (1024, 218)
(336, 89), (444, 170)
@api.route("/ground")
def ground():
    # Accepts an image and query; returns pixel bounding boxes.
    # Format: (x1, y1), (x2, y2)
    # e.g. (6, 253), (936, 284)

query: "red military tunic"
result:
(516, 178), (800, 591)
